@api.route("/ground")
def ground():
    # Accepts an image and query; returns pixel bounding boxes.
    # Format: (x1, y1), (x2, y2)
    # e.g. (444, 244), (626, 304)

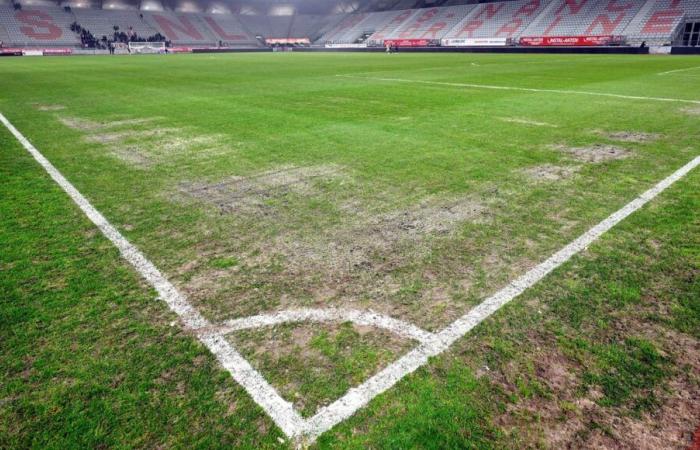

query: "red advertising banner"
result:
(0, 48), (23, 55)
(42, 48), (72, 55)
(266, 38), (311, 44)
(384, 39), (435, 47)
(169, 46), (193, 53)
(520, 36), (615, 47)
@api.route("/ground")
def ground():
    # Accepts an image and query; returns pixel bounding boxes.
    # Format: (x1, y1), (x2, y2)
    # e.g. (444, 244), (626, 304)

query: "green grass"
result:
(1, 52), (699, 448)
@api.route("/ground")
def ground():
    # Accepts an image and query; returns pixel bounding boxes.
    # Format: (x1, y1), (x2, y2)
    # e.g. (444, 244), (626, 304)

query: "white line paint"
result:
(220, 308), (435, 344)
(0, 112), (306, 438)
(4, 111), (699, 445)
(658, 65), (700, 75)
(337, 74), (700, 105)
(298, 154), (700, 443)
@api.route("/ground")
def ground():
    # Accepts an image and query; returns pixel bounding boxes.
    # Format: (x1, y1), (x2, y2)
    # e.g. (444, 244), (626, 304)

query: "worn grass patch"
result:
(34, 104), (66, 111)
(227, 322), (415, 416)
(596, 130), (661, 143)
(58, 115), (229, 167)
(520, 164), (579, 182)
(552, 143), (631, 163)
(179, 164), (346, 214)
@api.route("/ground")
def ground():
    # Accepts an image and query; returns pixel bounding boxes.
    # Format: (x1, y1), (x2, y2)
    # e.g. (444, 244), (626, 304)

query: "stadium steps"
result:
(366, 9), (418, 42)
(0, 5), (79, 47)
(520, 0), (645, 38)
(384, 4), (473, 40)
(72, 9), (159, 42)
(622, 0), (700, 46)
(519, 0), (561, 36)
(443, 0), (545, 41)
(0, 23), (10, 44)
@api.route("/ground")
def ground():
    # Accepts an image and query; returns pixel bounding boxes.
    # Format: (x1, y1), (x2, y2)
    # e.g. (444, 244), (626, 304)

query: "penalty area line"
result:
(657, 65), (700, 75)
(336, 74), (700, 105)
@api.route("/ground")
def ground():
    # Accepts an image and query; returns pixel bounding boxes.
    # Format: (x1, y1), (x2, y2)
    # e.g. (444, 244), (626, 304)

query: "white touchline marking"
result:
(219, 308), (436, 344)
(3, 110), (699, 445)
(657, 65), (700, 75)
(0, 112), (307, 439)
(336, 74), (700, 105)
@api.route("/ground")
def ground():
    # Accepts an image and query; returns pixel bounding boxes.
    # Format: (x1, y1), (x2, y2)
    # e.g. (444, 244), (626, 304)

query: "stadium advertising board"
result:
(42, 48), (72, 55)
(0, 48), (23, 56)
(266, 38), (311, 45)
(384, 39), (438, 47)
(325, 43), (368, 48)
(519, 36), (616, 46)
(441, 38), (508, 47)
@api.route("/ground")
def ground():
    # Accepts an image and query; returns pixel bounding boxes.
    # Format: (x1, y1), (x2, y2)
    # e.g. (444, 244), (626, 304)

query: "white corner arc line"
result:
(336, 74), (700, 105)
(220, 308), (436, 344)
(4, 111), (699, 444)
(0, 112), (306, 438)
(657, 65), (700, 75)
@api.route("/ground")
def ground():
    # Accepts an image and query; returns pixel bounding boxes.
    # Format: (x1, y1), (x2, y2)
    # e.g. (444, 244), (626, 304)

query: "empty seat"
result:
(384, 5), (474, 39)
(0, 5), (78, 46)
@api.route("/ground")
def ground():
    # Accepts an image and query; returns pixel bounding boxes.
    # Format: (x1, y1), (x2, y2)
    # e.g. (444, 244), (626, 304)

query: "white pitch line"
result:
(220, 308), (435, 344)
(657, 65), (700, 75)
(300, 154), (700, 442)
(4, 110), (700, 445)
(0, 112), (306, 439)
(336, 74), (700, 105)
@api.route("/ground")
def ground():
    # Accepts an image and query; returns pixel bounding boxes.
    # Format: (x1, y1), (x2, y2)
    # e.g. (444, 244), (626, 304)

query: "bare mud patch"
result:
(227, 321), (415, 416)
(58, 116), (104, 132)
(83, 128), (180, 145)
(273, 194), (487, 274)
(58, 115), (228, 167)
(179, 164), (345, 214)
(498, 117), (558, 128)
(553, 143), (631, 163)
(59, 116), (158, 132)
(177, 176), (489, 328)
(491, 299), (700, 450)
(596, 130), (661, 143)
(35, 104), (65, 112)
(681, 106), (700, 116)
(521, 164), (579, 182)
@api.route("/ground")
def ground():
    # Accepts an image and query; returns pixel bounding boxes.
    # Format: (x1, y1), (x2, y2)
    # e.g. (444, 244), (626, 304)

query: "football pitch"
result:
(1, 52), (699, 449)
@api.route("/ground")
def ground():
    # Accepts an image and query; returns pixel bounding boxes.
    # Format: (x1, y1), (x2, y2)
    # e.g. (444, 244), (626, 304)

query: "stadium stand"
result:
(366, 9), (416, 42)
(520, 0), (646, 38)
(318, 12), (368, 42)
(383, 5), (474, 40)
(199, 13), (258, 46)
(0, 5), (79, 46)
(247, 15), (290, 38)
(342, 10), (407, 42)
(623, 0), (700, 45)
(443, 0), (547, 39)
(3, 0), (700, 50)
(71, 9), (157, 42)
(239, 14), (328, 40)
(141, 12), (218, 45)
(286, 14), (331, 40)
